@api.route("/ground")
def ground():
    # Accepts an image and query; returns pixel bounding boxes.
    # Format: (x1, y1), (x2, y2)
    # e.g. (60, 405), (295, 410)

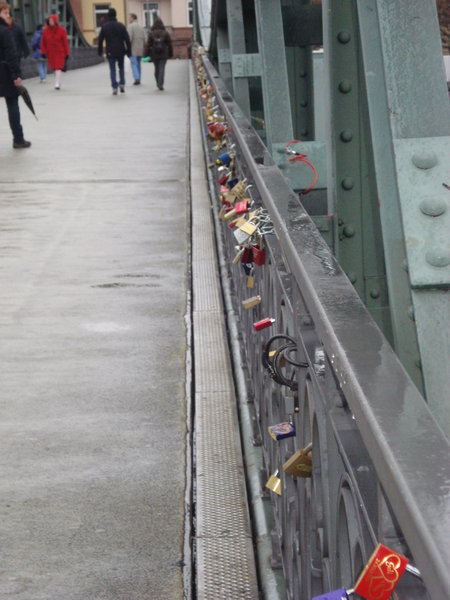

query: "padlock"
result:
(253, 317), (275, 331)
(228, 180), (247, 201)
(247, 274), (255, 289)
(252, 244), (265, 266)
(242, 295), (261, 309)
(227, 177), (239, 189)
(283, 443), (312, 478)
(234, 200), (249, 215)
(223, 207), (237, 221)
(268, 419), (295, 441)
(265, 470), (282, 495)
(238, 220), (258, 237)
(218, 173), (229, 186)
(232, 246), (245, 265)
(216, 152), (233, 167)
(240, 247), (253, 264)
(232, 216), (247, 229)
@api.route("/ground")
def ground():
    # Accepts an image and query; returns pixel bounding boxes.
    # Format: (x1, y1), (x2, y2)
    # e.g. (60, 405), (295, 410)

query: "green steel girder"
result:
(356, 0), (450, 425)
(12, 0), (89, 47)
(205, 0), (449, 425)
(323, 0), (393, 348)
(254, 0), (293, 151)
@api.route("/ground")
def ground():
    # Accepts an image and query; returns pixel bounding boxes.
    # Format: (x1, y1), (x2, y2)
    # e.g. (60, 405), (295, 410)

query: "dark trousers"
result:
(153, 58), (167, 88)
(108, 56), (125, 89)
(5, 95), (24, 143)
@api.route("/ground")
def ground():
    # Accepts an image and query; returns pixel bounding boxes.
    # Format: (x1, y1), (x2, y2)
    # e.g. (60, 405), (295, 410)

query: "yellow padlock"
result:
(242, 295), (261, 309)
(283, 443), (312, 478)
(265, 470), (282, 495)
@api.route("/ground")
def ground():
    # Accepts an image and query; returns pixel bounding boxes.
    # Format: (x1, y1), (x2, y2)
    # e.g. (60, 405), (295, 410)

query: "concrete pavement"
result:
(0, 59), (189, 598)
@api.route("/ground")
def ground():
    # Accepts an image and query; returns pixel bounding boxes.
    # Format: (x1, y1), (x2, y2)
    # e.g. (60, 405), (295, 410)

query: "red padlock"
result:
(234, 200), (249, 215)
(240, 247), (253, 264)
(253, 318), (275, 331)
(218, 174), (229, 186)
(252, 244), (265, 266)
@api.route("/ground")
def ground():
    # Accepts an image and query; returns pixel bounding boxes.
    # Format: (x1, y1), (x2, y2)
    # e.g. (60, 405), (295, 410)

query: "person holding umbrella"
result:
(0, 2), (31, 148)
(41, 14), (69, 90)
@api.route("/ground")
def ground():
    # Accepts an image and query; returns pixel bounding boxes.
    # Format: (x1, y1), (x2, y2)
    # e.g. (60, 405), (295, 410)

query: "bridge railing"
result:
(195, 53), (450, 600)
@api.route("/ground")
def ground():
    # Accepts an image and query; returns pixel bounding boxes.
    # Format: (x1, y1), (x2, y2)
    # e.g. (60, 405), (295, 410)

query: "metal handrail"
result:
(199, 54), (450, 599)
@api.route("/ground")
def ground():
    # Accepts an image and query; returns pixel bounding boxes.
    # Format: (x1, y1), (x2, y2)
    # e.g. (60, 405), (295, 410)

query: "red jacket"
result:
(41, 14), (69, 70)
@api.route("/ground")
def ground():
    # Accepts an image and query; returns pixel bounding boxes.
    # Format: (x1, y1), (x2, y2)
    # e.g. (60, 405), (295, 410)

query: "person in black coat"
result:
(144, 18), (173, 91)
(0, 2), (30, 148)
(97, 8), (131, 95)
(5, 14), (29, 61)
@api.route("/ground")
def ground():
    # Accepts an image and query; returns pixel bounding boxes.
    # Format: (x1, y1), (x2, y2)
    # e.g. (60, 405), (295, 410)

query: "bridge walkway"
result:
(0, 60), (257, 598)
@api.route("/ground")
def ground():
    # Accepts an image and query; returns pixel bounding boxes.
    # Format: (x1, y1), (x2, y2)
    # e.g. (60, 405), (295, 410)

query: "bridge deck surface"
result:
(0, 60), (191, 598)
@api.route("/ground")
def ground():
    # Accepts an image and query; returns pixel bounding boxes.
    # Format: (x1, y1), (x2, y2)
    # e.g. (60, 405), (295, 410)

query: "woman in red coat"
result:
(41, 14), (69, 90)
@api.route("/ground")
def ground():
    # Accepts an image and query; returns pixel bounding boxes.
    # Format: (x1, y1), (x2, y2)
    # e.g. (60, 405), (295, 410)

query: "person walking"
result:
(98, 8), (131, 95)
(41, 14), (69, 90)
(5, 13), (29, 61)
(127, 13), (145, 85)
(0, 2), (31, 148)
(144, 18), (173, 91)
(32, 23), (47, 82)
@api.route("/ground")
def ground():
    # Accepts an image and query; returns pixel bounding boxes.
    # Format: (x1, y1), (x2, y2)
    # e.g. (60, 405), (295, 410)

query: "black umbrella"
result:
(17, 85), (38, 120)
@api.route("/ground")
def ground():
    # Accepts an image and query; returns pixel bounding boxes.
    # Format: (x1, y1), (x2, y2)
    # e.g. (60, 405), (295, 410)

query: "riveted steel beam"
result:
(357, 0), (450, 422)
(322, 1), (393, 347)
(254, 0), (293, 152)
(225, 0), (252, 118)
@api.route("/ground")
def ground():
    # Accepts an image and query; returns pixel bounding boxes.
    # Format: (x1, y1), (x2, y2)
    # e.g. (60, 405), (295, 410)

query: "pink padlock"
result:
(253, 318), (275, 331)
(234, 200), (248, 215)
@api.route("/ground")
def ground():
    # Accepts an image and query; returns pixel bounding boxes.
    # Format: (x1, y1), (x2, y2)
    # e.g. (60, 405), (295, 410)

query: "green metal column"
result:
(322, 0), (391, 339)
(254, 0), (293, 152)
(225, 0), (252, 118)
(282, 0), (315, 142)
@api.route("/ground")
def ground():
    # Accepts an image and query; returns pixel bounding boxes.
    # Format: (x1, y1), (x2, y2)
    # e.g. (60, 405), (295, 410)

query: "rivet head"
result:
(340, 130), (353, 142)
(300, 99), (308, 108)
(341, 177), (354, 190)
(370, 287), (380, 299)
(402, 259), (409, 272)
(419, 198), (447, 217)
(343, 224), (355, 237)
(411, 151), (438, 169)
(299, 71), (307, 78)
(407, 306), (415, 321)
(425, 248), (450, 267)
(338, 80), (352, 93)
(337, 30), (351, 44)
(347, 271), (357, 283)
(300, 129), (308, 137)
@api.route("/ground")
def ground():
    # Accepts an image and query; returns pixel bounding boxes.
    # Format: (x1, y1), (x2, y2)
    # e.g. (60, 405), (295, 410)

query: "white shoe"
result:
(55, 83), (60, 89)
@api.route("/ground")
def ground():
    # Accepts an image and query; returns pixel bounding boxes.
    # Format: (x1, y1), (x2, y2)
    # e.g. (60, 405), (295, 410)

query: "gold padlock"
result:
(247, 274), (255, 289)
(283, 443), (313, 478)
(239, 220), (258, 236)
(232, 246), (245, 265)
(265, 470), (282, 495)
(242, 295), (261, 309)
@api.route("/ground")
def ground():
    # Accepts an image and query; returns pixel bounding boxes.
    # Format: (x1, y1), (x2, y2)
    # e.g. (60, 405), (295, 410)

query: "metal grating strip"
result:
(190, 64), (259, 599)
(193, 312), (233, 393)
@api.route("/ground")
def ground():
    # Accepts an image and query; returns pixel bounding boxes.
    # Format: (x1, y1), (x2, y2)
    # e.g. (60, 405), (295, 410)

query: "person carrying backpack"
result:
(144, 18), (172, 91)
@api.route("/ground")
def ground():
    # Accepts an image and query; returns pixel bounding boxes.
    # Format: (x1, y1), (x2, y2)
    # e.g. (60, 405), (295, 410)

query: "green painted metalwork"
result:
(323, 0), (393, 344)
(357, 0), (450, 416)
(253, 0), (293, 152)
(282, 1), (316, 142)
(225, 0), (251, 118)
(12, 0), (88, 47)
